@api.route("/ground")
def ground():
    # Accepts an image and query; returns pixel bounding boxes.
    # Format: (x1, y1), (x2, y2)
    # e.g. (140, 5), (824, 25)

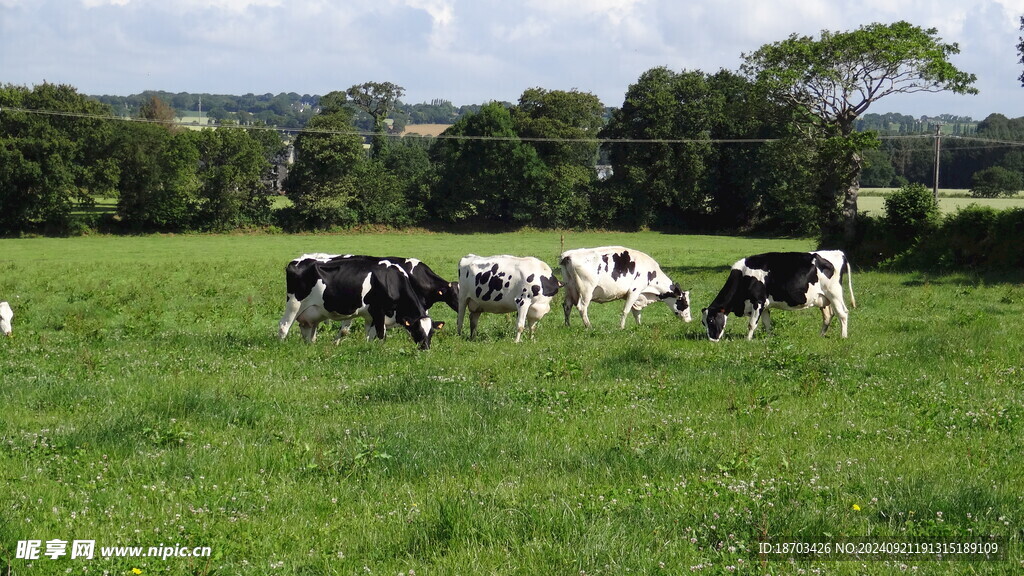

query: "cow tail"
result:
(845, 258), (856, 309)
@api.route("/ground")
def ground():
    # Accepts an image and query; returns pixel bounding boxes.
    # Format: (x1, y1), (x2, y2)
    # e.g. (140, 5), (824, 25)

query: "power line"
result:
(3, 105), (1024, 147)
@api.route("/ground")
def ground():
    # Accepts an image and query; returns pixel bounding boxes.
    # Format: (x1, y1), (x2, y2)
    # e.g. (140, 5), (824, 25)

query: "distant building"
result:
(174, 111), (212, 131)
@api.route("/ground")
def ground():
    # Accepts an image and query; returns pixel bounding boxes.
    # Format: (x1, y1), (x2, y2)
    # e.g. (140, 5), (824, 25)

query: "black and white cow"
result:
(560, 246), (691, 329)
(278, 255), (443, 349)
(457, 254), (561, 342)
(280, 252), (458, 339)
(701, 250), (856, 341)
(283, 253), (459, 311)
(1, 301), (12, 337)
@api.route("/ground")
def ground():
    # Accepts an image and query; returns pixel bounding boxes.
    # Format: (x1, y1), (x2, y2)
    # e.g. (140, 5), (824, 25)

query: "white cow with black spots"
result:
(559, 246), (691, 329)
(457, 254), (561, 342)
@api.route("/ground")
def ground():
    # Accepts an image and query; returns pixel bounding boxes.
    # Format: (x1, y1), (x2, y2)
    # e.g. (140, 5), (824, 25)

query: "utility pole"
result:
(932, 123), (942, 202)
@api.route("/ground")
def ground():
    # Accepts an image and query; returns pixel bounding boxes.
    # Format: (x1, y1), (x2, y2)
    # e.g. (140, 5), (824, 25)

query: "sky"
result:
(2, 0), (1024, 121)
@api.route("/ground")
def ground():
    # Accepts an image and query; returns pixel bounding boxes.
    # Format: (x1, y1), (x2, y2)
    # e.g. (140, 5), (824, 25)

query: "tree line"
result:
(5, 21), (1020, 252)
(91, 91), (489, 133)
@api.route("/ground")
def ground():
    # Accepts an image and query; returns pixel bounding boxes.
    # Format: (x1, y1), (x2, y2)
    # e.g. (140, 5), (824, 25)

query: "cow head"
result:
(440, 281), (460, 312)
(659, 284), (692, 323)
(701, 307), (728, 342)
(0, 301), (12, 337)
(402, 317), (445, 350)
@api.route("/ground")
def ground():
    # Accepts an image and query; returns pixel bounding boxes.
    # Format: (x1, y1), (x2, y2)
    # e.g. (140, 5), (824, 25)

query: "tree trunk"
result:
(842, 177), (859, 244)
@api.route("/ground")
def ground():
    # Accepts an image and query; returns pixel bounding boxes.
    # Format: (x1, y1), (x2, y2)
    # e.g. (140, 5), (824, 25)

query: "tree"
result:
(512, 88), (605, 227)
(513, 88), (604, 167)
(600, 67), (782, 230)
(139, 94), (177, 127)
(741, 21), (978, 243)
(971, 166), (1022, 198)
(346, 82), (405, 156)
(1018, 16), (1024, 86)
(283, 105), (365, 229)
(883, 183), (939, 241)
(0, 83), (118, 234)
(600, 68), (711, 228)
(428, 102), (547, 225)
(114, 124), (200, 231)
(193, 128), (271, 230)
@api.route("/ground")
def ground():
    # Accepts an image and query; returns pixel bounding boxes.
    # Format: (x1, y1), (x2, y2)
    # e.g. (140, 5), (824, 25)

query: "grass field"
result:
(858, 189), (1024, 216)
(1, 231), (1022, 575)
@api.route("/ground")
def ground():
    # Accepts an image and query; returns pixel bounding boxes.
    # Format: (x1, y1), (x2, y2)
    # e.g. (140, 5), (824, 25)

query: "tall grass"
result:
(1, 232), (1021, 575)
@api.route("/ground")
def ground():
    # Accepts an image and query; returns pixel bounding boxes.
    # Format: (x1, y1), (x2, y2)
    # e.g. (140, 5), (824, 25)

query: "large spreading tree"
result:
(346, 81), (405, 157)
(741, 21), (977, 242)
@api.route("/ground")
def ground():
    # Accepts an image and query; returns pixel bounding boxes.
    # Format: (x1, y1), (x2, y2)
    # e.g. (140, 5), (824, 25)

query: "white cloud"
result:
(1, 0), (1020, 117)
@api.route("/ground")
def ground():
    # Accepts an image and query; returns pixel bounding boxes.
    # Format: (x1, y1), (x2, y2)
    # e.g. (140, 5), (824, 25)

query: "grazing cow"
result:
(457, 254), (561, 342)
(701, 250), (856, 342)
(278, 255), (443, 349)
(559, 246), (691, 329)
(282, 252), (459, 338)
(285, 253), (459, 311)
(1, 301), (12, 337)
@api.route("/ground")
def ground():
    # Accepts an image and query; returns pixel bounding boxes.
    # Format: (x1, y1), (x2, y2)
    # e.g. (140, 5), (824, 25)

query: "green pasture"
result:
(1, 231), (1022, 575)
(858, 188), (1024, 216)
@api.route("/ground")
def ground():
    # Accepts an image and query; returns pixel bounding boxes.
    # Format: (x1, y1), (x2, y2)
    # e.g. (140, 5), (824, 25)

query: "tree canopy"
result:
(741, 21), (978, 242)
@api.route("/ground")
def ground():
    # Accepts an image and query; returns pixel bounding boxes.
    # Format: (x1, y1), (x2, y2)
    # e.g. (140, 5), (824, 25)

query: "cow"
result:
(1, 301), (12, 337)
(277, 255), (444, 349)
(701, 250), (856, 342)
(559, 246), (691, 329)
(281, 252), (459, 338)
(457, 254), (561, 342)
(284, 253), (459, 311)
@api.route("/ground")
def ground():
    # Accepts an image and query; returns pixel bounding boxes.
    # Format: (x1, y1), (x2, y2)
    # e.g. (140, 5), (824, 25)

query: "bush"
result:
(970, 166), (1022, 198)
(886, 205), (1024, 271)
(883, 183), (939, 241)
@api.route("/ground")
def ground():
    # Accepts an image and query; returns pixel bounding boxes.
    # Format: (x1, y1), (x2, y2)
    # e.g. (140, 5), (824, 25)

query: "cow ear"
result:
(434, 321), (445, 330)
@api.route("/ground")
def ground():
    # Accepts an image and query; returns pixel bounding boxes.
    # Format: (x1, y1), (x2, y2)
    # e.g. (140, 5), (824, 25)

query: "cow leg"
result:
(338, 319), (353, 336)
(577, 293), (594, 328)
(457, 298), (468, 336)
(514, 300), (530, 343)
(528, 317), (540, 339)
(299, 321), (317, 343)
(631, 307), (642, 326)
(366, 314), (387, 342)
(278, 296), (302, 340)
(334, 319), (353, 344)
(746, 308), (762, 340)
(830, 299), (850, 338)
(760, 309), (773, 333)
(819, 305), (833, 336)
(469, 311), (482, 340)
(620, 290), (643, 329)
(563, 285), (579, 326)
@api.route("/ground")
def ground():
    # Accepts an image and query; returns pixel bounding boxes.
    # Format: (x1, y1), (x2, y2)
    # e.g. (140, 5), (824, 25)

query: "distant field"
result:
(859, 188), (1024, 216)
(1, 231), (1021, 575)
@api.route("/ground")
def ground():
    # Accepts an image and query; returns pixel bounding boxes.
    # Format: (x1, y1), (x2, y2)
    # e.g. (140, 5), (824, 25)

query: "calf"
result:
(278, 255), (443, 349)
(560, 246), (691, 328)
(457, 254), (560, 342)
(701, 250), (855, 341)
(1, 301), (12, 337)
